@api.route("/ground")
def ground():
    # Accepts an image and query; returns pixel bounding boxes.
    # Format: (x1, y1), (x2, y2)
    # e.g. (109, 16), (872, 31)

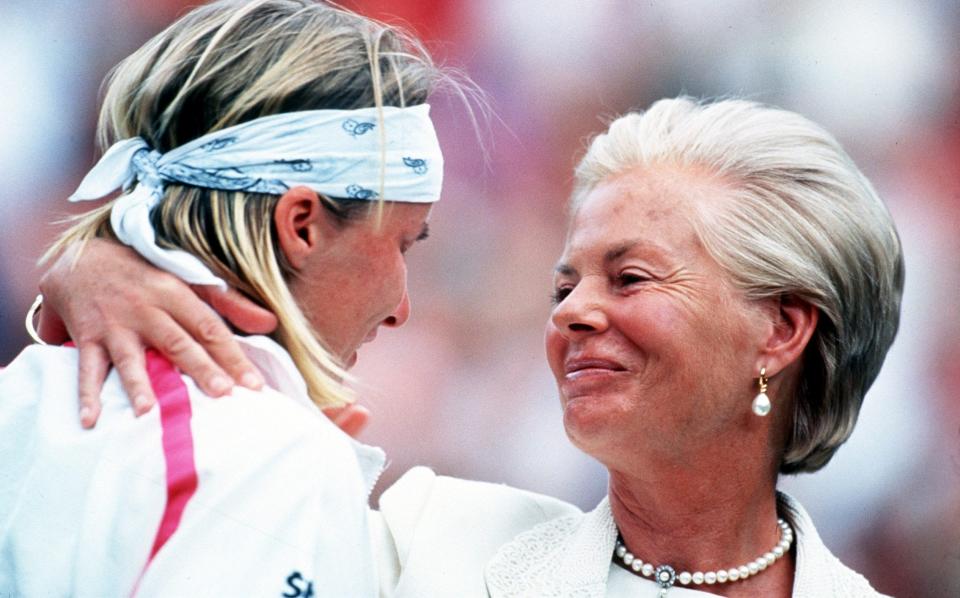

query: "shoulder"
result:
(380, 466), (580, 550)
(375, 467), (580, 596)
(188, 381), (374, 499)
(0, 345), (77, 436)
(383, 466), (578, 517)
(140, 375), (379, 596)
(0, 344), (78, 396)
(783, 493), (890, 598)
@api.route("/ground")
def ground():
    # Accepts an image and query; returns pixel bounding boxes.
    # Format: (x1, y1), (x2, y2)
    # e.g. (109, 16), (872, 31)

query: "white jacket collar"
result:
(484, 491), (885, 598)
(780, 492), (885, 596)
(485, 495), (616, 597)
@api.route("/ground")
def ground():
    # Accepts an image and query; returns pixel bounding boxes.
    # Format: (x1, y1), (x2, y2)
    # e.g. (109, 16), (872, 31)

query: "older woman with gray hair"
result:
(528, 96), (900, 596)
(36, 97), (899, 597)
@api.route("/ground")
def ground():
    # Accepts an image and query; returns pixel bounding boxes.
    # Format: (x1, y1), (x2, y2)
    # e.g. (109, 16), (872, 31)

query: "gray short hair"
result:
(573, 97), (904, 473)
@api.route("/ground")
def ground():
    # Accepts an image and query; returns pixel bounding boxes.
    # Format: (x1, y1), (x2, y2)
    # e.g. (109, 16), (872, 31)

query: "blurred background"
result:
(1, 0), (957, 595)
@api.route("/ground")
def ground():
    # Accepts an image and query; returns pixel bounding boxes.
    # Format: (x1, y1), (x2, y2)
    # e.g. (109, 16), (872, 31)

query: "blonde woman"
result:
(0, 1), (450, 595)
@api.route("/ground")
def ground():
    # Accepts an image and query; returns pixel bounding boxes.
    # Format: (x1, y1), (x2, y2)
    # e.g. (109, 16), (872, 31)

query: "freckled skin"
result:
(545, 166), (768, 473)
(288, 202), (431, 365)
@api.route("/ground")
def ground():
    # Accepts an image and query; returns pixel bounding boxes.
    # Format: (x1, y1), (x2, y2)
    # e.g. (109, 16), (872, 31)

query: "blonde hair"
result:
(573, 97), (904, 473)
(46, 0), (451, 408)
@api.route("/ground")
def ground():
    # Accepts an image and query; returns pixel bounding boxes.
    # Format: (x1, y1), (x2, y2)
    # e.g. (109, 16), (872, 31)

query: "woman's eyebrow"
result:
(555, 239), (670, 276)
(554, 242), (639, 276)
(605, 239), (669, 265)
(604, 243), (634, 264)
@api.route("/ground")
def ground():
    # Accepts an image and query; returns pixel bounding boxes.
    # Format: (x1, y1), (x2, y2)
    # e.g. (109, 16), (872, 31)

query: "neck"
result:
(607, 460), (794, 596)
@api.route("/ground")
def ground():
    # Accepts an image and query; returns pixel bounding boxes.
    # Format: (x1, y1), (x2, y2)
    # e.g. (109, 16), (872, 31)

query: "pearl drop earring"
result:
(752, 367), (771, 417)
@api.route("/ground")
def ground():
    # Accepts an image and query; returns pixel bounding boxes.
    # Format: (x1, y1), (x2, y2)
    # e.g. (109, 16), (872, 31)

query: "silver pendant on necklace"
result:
(655, 564), (676, 596)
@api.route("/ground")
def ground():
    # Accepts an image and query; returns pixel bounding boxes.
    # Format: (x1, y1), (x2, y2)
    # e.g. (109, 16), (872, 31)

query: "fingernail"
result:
(240, 371), (264, 390)
(133, 395), (154, 415)
(209, 375), (232, 396)
(79, 407), (94, 427)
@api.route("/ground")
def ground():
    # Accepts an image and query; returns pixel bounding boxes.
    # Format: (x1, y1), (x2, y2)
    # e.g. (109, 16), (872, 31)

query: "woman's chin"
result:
(561, 393), (627, 450)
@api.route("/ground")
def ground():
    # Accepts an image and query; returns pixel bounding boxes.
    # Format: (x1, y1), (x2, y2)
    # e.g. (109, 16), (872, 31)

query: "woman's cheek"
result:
(543, 322), (567, 382)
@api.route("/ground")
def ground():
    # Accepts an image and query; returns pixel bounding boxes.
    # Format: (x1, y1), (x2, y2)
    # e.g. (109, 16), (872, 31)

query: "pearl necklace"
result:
(613, 518), (793, 596)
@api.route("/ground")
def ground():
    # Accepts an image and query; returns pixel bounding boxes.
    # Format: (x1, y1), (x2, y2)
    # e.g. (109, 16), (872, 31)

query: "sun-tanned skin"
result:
(41, 239), (275, 426)
(39, 186), (430, 433)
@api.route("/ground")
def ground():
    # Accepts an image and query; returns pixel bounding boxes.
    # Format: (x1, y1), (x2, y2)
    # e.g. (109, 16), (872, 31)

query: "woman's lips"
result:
(562, 357), (627, 381)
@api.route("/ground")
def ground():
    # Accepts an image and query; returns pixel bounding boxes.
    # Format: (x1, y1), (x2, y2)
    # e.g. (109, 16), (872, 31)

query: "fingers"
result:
(164, 290), (265, 393)
(102, 330), (156, 417)
(41, 238), (270, 422)
(76, 342), (109, 429)
(322, 404), (371, 438)
(338, 406), (370, 438)
(147, 308), (238, 397)
(196, 285), (278, 335)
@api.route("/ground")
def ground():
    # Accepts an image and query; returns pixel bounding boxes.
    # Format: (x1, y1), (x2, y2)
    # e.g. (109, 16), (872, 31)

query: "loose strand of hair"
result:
(160, 1), (271, 130)
(365, 26), (388, 228)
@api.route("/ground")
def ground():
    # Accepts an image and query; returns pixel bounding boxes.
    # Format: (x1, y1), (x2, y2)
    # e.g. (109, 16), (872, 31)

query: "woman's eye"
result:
(618, 271), (648, 287)
(551, 286), (573, 305)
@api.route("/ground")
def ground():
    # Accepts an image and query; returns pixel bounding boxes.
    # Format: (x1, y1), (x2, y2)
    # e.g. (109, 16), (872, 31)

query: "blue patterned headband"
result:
(69, 104), (442, 289)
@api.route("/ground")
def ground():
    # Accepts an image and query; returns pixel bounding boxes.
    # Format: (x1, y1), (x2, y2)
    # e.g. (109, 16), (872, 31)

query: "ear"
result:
(757, 295), (819, 378)
(274, 186), (338, 271)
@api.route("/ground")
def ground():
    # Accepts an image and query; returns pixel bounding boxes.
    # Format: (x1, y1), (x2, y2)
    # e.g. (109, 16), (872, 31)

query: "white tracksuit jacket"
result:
(0, 336), (384, 598)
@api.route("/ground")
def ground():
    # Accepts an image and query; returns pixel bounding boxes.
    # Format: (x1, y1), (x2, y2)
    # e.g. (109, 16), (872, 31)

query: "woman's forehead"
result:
(565, 178), (694, 243)
(558, 169), (727, 272)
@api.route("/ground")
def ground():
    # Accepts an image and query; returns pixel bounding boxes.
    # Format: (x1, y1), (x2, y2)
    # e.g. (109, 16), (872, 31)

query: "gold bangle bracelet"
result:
(25, 294), (48, 346)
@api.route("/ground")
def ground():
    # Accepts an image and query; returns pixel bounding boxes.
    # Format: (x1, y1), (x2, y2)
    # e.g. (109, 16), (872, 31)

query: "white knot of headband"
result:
(69, 104), (443, 290)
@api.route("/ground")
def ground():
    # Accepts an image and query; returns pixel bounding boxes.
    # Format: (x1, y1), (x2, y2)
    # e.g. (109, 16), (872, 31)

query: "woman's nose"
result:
(550, 281), (608, 336)
(382, 290), (411, 328)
